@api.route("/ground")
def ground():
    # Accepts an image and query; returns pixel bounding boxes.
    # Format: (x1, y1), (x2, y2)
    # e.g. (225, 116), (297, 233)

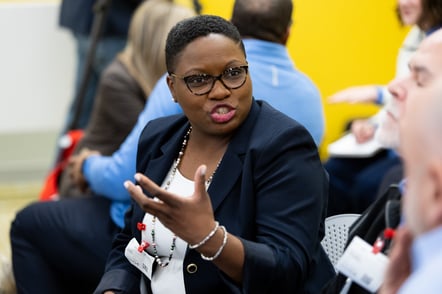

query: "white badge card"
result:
(125, 237), (155, 280)
(335, 236), (389, 293)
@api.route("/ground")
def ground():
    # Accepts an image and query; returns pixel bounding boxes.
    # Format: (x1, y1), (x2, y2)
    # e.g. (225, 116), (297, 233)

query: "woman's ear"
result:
(166, 75), (177, 102)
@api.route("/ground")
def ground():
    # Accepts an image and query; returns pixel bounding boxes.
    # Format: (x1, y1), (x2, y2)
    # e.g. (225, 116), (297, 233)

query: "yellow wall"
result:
(198, 0), (409, 159)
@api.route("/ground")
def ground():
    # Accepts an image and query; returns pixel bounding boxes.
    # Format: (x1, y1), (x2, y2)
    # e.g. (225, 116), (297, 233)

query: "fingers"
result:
(327, 86), (378, 104)
(351, 120), (375, 143)
(327, 88), (358, 104)
(389, 226), (413, 260)
(327, 92), (348, 104)
(194, 165), (208, 200)
(124, 180), (163, 216)
(126, 166), (209, 215)
(134, 173), (178, 206)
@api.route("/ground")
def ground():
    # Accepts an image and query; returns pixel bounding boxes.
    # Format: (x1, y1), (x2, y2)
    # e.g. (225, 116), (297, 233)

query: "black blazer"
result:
(95, 100), (335, 294)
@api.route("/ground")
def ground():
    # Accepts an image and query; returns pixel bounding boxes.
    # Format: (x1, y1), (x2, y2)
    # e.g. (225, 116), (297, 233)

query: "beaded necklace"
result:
(150, 126), (220, 267)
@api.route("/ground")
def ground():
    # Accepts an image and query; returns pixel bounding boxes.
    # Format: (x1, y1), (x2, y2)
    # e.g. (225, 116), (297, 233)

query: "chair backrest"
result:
(321, 213), (361, 267)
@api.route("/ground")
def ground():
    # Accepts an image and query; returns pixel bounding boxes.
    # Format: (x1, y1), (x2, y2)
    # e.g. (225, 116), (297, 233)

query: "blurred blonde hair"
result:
(119, 0), (196, 96)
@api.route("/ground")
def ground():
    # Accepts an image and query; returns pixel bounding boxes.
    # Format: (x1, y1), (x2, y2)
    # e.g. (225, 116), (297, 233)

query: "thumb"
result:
(194, 165), (208, 199)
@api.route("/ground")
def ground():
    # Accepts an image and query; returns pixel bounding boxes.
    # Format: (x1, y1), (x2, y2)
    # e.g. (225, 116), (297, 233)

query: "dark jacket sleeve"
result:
(237, 111), (334, 293)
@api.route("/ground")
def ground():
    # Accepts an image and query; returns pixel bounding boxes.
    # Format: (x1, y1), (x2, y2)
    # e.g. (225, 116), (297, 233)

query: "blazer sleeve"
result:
(239, 121), (331, 293)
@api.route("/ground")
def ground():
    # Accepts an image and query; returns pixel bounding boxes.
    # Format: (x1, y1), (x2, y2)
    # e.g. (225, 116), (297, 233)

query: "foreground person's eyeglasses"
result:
(170, 65), (248, 96)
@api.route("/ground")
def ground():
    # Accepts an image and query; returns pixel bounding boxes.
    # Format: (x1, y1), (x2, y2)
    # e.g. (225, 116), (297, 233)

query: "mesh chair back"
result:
(321, 214), (361, 267)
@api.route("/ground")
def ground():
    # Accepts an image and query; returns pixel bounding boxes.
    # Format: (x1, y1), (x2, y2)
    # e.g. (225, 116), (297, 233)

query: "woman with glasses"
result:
(94, 15), (334, 294)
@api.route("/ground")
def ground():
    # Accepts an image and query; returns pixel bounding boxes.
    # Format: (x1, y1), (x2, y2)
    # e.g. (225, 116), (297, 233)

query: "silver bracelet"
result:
(189, 221), (219, 249)
(200, 225), (228, 261)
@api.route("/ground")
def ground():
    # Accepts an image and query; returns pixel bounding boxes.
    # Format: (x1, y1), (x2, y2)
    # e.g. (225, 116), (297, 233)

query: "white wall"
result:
(0, 2), (75, 182)
(0, 2), (75, 133)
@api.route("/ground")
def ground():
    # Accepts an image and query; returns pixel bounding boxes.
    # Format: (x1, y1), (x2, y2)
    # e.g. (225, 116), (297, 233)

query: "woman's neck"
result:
(178, 128), (229, 181)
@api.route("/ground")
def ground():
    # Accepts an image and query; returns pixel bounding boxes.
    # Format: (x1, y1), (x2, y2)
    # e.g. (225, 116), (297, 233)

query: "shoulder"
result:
(290, 70), (321, 97)
(256, 101), (310, 131)
(102, 59), (130, 79)
(248, 101), (316, 147)
(139, 115), (186, 142)
(100, 60), (140, 89)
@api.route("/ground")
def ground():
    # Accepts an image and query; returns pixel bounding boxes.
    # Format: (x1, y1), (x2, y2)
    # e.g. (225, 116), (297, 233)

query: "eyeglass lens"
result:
(185, 66), (248, 95)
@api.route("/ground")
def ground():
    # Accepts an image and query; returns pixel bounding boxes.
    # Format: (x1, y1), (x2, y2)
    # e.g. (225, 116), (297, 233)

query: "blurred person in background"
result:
(59, 0), (143, 131)
(10, 1), (196, 293)
(58, 0), (196, 198)
(324, 0), (442, 216)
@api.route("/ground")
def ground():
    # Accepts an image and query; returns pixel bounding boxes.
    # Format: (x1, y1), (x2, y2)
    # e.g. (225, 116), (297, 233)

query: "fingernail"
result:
(124, 181), (130, 189)
(134, 174), (141, 182)
(200, 165), (207, 176)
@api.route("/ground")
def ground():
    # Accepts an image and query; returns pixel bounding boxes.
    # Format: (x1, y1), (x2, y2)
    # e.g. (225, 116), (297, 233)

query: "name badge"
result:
(125, 237), (155, 280)
(335, 236), (389, 292)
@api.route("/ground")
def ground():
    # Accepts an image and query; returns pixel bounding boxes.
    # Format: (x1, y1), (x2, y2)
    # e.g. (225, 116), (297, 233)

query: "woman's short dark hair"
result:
(165, 15), (246, 73)
(421, 0), (442, 29)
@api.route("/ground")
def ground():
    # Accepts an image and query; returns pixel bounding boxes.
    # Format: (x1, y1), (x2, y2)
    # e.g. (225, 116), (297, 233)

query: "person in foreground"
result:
(95, 15), (334, 294)
(70, 0), (325, 215)
(379, 28), (442, 294)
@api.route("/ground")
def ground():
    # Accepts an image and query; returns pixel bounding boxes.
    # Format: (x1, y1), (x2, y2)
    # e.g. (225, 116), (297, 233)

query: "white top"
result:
(141, 166), (194, 294)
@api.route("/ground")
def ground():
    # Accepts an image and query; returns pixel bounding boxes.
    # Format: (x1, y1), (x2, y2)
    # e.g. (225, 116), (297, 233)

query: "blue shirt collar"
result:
(411, 226), (442, 272)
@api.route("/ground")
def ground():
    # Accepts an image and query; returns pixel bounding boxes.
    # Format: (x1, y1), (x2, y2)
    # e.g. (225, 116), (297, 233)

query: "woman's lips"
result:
(210, 105), (236, 123)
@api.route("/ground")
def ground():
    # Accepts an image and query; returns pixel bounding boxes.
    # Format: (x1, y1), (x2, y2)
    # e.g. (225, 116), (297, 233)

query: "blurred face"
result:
(398, 0), (423, 26)
(167, 34), (252, 138)
(397, 30), (442, 236)
(374, 95), (402, 149)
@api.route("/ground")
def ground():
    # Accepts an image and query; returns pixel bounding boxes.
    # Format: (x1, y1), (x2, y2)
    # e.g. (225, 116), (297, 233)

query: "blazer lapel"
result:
(143, 125), (189, 187)
(133, 123), (189, 223)
(208, 99), (260, 212)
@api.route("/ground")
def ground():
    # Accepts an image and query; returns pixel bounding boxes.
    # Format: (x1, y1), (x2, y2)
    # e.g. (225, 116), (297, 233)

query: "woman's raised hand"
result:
(124, 165), (217, 245)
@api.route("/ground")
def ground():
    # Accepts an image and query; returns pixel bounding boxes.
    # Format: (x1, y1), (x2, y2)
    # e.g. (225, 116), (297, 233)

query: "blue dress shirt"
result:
(398, 226), (442, 293)
(84, 38), (325, 227)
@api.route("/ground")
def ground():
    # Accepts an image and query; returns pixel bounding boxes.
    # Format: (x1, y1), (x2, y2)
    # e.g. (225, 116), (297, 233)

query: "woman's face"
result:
(398, 0), (423, 26)
(167, 33), (252, 138)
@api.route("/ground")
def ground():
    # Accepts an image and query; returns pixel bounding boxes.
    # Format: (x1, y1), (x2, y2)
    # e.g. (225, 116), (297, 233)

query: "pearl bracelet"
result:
(200, 225), (228, 261)
(188, 221), (219, 250)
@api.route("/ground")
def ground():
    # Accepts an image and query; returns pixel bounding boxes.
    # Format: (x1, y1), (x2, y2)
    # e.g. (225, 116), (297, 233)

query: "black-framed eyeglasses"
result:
(170, 65), (248, 96)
